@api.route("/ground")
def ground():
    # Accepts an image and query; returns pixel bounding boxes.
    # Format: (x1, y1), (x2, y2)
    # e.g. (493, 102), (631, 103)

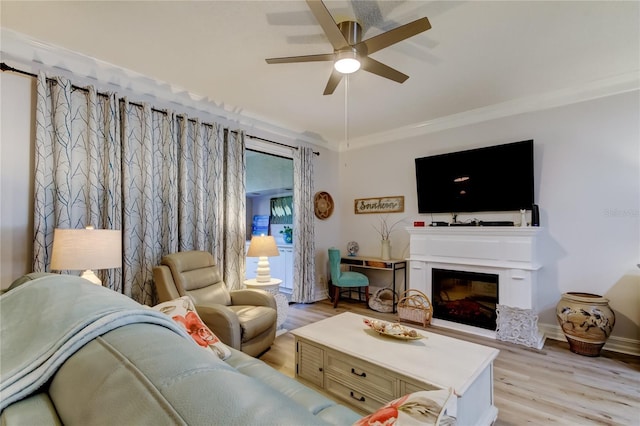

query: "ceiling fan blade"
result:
(360, 57), (409, 83)
(266, 53), (335, 64)
(306, 0), (350, 50)
(323, 69), (343, 95)
(358, 17), (431, 55)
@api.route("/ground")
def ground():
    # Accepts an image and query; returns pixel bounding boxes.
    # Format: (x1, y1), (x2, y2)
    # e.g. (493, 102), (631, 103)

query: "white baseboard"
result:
(539, 323), (639, 356)
(313, 283), (331, 303)
(301, 294), (640, 356)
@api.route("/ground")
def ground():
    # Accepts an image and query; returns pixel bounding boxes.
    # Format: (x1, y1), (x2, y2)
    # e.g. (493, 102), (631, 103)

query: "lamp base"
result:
(255, 256), (272, 283)
(80, 269), (102, 286)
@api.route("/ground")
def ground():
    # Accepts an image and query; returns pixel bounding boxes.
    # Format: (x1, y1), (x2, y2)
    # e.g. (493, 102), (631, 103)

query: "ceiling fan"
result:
(265, 0), (431, 95)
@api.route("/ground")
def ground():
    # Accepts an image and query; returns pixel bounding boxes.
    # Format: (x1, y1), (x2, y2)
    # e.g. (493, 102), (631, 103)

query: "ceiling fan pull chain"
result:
(345, 75), (350, 161)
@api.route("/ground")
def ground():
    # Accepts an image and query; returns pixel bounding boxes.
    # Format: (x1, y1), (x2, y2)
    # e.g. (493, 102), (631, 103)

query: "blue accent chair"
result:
(328, 248), (369, 308)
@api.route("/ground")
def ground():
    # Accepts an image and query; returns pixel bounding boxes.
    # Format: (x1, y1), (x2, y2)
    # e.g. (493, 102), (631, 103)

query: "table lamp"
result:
(50, 226), (122, 285)
(246, 235), (280, 283)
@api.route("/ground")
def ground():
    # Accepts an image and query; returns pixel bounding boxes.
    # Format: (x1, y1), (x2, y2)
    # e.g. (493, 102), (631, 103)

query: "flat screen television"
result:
(415, 140), (534, 214)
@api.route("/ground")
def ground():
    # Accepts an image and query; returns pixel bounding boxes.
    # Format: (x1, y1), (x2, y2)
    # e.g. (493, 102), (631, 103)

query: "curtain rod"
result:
(241, 132), (320, 156)
(1, 62), (215, 127)
(3, 62), (320, 156)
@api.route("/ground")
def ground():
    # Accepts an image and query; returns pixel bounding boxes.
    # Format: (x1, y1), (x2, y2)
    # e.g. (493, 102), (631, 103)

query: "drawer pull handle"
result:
(350, 391), (365, 402)
(351, 368), (366, 377)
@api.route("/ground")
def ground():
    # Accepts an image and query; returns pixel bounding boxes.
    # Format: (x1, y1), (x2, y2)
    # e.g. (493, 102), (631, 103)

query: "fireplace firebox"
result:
(432, 269), (499, 331)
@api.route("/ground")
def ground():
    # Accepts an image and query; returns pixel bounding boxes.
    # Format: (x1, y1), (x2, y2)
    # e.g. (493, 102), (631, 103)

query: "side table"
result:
(244, 278), (288, 329)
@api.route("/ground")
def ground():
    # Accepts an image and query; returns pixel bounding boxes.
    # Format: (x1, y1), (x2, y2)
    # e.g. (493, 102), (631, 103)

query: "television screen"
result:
(415, 140), (534, 214)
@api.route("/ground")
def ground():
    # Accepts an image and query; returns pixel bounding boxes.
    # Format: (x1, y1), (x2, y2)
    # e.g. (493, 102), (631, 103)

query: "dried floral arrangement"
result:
(372, 215), (405, 240)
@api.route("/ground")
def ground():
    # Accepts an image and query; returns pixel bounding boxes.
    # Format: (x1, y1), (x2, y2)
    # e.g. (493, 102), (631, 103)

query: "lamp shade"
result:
(246, 235), (280, 258)
(50, 227), (122, 271)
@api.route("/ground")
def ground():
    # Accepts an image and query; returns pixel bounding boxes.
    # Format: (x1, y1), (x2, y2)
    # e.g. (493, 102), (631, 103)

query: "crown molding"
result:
(2, 29), (637, 153)
(0, 28), (328, 148)
(340, 71), (640, 151)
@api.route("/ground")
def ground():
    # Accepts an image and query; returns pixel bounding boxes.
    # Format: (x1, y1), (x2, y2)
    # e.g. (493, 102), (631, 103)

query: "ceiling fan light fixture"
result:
(334, 51), (360, 74)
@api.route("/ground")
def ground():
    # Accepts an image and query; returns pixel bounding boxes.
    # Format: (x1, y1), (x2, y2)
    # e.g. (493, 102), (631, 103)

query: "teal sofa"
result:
(0, 274), (361, 425)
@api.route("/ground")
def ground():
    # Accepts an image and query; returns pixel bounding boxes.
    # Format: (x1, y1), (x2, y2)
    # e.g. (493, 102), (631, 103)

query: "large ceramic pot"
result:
(556, 292), (615, 357)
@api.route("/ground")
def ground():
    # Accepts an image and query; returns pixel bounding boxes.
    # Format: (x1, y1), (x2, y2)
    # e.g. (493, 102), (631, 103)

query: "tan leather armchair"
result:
(153, 250), (277, 357)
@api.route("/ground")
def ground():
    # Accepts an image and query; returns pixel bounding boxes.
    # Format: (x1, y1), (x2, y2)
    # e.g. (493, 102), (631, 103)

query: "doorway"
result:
(245, 149), (294, 294)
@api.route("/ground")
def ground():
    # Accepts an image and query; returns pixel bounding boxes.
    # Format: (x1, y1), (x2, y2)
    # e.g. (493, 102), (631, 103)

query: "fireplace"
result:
(407, 226), (545, 349)
(432, 269), (498, 331)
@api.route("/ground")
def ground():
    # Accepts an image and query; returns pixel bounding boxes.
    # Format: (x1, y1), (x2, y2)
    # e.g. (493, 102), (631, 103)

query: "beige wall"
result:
(0, 72), (35, 288)
(337, 91), (640, 348)
(1, 69), (637, 353)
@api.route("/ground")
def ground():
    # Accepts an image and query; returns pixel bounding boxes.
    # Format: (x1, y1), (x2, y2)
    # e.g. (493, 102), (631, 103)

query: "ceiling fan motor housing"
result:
(338, 21), (368, 58)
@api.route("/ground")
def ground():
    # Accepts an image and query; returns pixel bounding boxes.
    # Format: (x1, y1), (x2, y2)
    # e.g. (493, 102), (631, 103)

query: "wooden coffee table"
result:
(291, 312), (499, 425)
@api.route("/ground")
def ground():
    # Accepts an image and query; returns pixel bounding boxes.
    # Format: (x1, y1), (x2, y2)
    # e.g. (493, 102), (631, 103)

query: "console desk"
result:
(340, 256), (407, 312)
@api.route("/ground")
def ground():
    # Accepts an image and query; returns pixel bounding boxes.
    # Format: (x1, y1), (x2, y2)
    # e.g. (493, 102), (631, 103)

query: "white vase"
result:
(381, 239), (391, 260)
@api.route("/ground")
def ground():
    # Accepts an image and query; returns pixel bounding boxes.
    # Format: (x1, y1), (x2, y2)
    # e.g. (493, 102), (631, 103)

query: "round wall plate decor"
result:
(314, 191), (334, 220)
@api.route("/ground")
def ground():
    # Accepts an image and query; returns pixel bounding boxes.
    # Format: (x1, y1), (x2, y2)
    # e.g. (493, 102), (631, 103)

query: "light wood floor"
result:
(259, 299), (640, 425)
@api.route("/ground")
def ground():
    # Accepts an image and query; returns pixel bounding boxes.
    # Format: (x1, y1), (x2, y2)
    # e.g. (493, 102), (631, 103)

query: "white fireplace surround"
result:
(407, 226), (545, 349)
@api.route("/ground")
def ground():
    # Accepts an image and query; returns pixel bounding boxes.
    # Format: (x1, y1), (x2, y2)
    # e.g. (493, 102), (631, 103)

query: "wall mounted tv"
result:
(415, 140), (534, 214)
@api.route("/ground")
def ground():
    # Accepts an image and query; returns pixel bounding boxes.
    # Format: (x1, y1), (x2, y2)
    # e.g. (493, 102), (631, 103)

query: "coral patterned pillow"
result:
(152, 296), (231, 360)
(354, 389), (455, 426)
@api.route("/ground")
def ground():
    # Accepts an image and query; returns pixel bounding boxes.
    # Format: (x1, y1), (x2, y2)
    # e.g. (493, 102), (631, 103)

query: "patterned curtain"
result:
(33, 73), (239, 304)
(221, 130), (246, 290)
(33, 76), (123, 293)
(120, 101), (179, 304)
(291, 146), (315, 303)
(176, 116), (221, 255)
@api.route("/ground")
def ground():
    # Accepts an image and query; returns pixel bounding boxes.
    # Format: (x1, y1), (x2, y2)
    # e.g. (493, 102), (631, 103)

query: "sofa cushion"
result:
(230, 305), (278, 342)
(152, 296), (231, 360)
(48, 325), (200, 425)
(225, 348), (362, 424)
(0, 393), (61, 425)
(48, 323), (333, 425)
(226, 349), (335, 414)
(187, 282), (232, 306)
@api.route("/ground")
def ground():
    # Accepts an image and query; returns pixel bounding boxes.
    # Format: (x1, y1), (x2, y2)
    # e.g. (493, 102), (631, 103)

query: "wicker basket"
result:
(397, 289), (433, 327)
(368, 287), (398, 313)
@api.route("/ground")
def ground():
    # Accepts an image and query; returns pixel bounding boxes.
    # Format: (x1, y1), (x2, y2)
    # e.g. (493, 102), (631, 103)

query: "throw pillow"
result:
(354, 389), (455, 426)
(152, 296), (231, 360)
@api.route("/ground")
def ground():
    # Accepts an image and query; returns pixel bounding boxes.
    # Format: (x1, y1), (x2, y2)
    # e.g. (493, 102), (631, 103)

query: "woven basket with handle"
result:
(397, 289), (433, 327)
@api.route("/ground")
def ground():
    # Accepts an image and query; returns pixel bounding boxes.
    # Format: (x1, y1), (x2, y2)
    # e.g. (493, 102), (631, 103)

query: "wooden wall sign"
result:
(354, 196), (404, 214)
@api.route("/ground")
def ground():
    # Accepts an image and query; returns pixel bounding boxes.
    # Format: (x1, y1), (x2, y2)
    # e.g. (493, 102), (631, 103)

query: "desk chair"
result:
(328, 248), (369, 308)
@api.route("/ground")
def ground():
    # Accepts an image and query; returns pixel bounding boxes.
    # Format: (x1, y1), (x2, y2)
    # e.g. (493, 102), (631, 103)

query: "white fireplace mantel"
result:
(407, 226), (545, 349)
(408, 226), (541, 271)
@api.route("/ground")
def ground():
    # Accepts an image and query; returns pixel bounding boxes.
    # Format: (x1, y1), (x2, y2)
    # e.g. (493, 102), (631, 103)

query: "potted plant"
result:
(280, 226), (293, 244)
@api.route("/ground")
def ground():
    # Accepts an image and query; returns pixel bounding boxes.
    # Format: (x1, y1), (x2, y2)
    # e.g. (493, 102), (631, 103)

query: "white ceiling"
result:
(1, 1), (639, 148)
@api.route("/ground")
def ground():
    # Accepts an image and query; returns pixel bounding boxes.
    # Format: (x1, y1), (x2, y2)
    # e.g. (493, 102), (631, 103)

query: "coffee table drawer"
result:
(325, 351), (395, 398)
(401, 378), (440, 395)
(325, 376), (387, 413)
